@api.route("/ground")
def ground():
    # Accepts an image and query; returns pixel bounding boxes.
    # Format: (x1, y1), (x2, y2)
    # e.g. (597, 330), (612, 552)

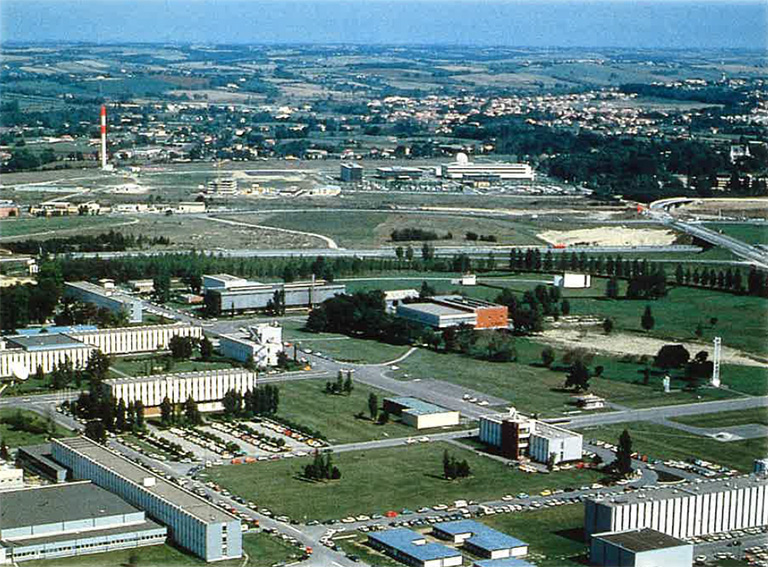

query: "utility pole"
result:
(711, 336), (722, 387)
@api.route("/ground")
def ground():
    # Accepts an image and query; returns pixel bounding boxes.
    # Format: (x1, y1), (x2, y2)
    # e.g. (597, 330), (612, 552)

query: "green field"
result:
(335, 532), (413, 567)
(204, 442), (605, 521)
(576, 421), (767, 472)
(670, 408), (768, 428)
(24, 532), (297, 567)
(482, 503), (587, 567)
(707, 223), (768, 246)
(277, 380), (431, 444)
(0, 216), (119, 239)
(0, 409), (73, 449)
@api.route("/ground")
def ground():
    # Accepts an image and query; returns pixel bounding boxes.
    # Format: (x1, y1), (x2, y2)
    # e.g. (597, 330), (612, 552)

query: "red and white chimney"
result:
(100, 105), (108, 170)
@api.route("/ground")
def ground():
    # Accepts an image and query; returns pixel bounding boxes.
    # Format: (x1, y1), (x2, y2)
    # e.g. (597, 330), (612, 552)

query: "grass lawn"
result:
(335, 532), (405, 567)
(482, 503), (588, 567)
(670, 408), (768, 428)
(0, 409), (73, 449)
(110, 355), (236, 378)
(277, 380), (427, 444)
(0, 215), (118, 238)
(576, 421), (768, 472)
(205, 442), (606, 521)
(24, 532), (297, 567)
(707, 223), (768, 246)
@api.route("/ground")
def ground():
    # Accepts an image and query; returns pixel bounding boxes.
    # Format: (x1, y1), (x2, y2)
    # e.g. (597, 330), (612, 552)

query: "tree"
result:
(546, 453), (557, 472)
(368, 393), (379, 420)
(86, 350), (111, 381)
(605, 277), (619, 299)
(160, 396), (173, 425)
(184, 396), (202, 425)
(614, 429), (633, 476)
(541, 346), (555, 368)
(602, 318), (614, 334)
(343, 373), (353, 395)
(560, 299), (571, 316)
(419, 280), (436, 299)
(377, 410), (390, 425)
(152, 272), (172, 303)
(169, 336), (194, 360)
(0, 441), (9, 461)
(641, 305), (655, 331)
(135, 400), (145, 429)
(84, 419), (107, 444)
(654, 344), (691, 369)
(115, 399), (127, 431)
(565, 360), (591, 391)
(199, 337), (214, 361)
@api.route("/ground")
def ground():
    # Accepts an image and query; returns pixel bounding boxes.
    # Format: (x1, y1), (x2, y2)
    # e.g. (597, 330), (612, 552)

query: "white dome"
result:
(455, 152), (470, 165)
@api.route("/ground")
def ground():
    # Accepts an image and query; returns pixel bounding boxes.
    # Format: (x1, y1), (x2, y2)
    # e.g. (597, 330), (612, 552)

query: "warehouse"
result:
(104, 368), (258, 413)
(383, 397), (461, 429)
(0, 481), (167, 564)
(218, 323), (283, 366)
(64, 281), (143, 323)
(204, 276), (345, 315)
(396, 296), (508, 330)
(368, 528), (463, 567)
(51, 437), (242, 562)
(479, 409), (582, 465)
(589, 528), (693, 567)
(433, 520), (529, 559)
(584, 475), (768, 539)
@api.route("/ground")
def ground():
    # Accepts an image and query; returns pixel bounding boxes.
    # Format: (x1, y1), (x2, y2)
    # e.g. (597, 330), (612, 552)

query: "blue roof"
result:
(385, 396), (451, 416)
(473, 559), (535, 567)
(13, 325), (98, 336)
(434, 520), (528, 551)
(369, 529), (461, 561)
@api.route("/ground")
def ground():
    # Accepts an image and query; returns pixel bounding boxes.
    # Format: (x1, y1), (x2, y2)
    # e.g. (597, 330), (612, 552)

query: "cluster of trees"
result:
(675, 264), (766, 297)
(654, 344), (714, 388)
(442, 450), (471, 480)
(364, 393), (390, 424)
(495, 286), (567, 335)
(160, 395), (203, 427)
(391, 228), (451, 242)
(302, 451), (341, 481)
(169, 336), (197, 360)
(5, 231), (170, 255)
(465, 232), (498, 242)
(0, 409), (57, 437)
(221, 385), (280, 418)
(1, 147), (58, 173)
(325, 372), (353, 395)
(611, 429), (634, 477)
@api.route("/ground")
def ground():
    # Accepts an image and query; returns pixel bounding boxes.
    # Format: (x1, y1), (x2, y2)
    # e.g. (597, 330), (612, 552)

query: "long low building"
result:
(203, 274), (345, 315)
(103, 368), (259, 414)
(479, 409), (582, 465)
(383, 397), (461, 429)
(50, 437), (242, 562)
(441, 159), (535, 181)
(584, 474), (768, 539)
(64, 281), (143, 323)
(0, 324), (202, 379)
(433, 520), (528, 560)
(0, 481), (167, 564)
(368, 528), (463, 567)
(396, 295), (508, 330)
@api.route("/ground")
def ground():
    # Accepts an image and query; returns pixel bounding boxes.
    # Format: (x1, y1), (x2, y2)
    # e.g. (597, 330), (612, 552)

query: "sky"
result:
(2, 0), (766, 50)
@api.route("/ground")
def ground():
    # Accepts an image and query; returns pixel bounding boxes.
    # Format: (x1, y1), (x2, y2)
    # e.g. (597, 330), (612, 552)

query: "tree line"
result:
(6, 230), (170, 255)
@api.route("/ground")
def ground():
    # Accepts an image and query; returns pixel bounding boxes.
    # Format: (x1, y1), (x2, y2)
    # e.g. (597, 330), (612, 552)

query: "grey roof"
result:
(397, 302), (474, 318)
(0, 482), (138, 530)
(104, 368), (255, 387)
(368, 529), (461, 561)
(53, 437), (237, 524)
(5, 333), (88, 352)
(594, 528), (690, 552)
(434, 520), (527, 551)
(385, 397), (455, 416)
(590, 474), (768, 508)
(16, 444), (68, 474)
(3, 519), (165, 548)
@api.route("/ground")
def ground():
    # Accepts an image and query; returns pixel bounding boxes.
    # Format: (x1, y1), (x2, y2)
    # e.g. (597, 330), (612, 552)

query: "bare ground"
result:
(537, 226), (678, 247)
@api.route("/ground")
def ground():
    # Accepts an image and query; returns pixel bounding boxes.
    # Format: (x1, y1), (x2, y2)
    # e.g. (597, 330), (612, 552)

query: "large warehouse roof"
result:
(593, 528), (689, 552)
(434, 520), (527, 552)
(369, 529), (461, 562)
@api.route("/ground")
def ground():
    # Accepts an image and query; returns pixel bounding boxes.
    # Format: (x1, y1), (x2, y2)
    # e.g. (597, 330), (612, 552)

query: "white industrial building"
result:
(368, 528), (463, 567)
(382, 397), (460, 429)
(479, 409), (582, 464)
(0, 324), (202, 379)
(584, 475), (768, 539)
(440, 154), (534, 181)
(218, 323), (283, 367)
(64, 281), (143, 323)
(553, 273), (592, 288)
(103, 368), (260, 413)
(590, 528), (693, 567)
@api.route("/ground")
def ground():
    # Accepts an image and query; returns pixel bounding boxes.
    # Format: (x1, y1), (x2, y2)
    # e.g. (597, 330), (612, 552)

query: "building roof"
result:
(398, 302), (474, 318)
(16, 444), (69, 475)
(593, 528), (690, 553)
(434, 520), (527, 551)
(5, 333), (89, 352)
(204, 274), (248, 283)
(13, 325), (98, 336)
(52, 437), (237, 524)
(533, 421), (581, 441)
(384, 289), (419, 301)
(0, 482), (138, 530)
(385, 397), (454, 416)
(432, 295), (504, 311)
(104, 368), (256, 387)
(473, 559), (535, 567)
(368, 529), (461, 561)
(590, 474), (768, 508)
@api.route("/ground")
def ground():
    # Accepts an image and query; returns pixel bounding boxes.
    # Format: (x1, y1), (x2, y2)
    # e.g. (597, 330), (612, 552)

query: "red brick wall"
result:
(475, 306), (508, 329)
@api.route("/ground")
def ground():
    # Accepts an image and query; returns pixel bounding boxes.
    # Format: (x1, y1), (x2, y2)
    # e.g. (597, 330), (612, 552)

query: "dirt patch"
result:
(677, 198), (768, 220)
(538, 327), (767, 368)
(537, 227), (677, 247)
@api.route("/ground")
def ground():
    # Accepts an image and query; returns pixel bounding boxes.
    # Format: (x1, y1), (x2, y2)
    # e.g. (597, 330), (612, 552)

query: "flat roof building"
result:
(584, 475), (768, 540)
(368, 528), (463, 567)
(340, 163), (364, 182)
(15, 444), (68, 483)
(0, 481), (167, 564)
(218, 323), (283, 367)
(51, 437), (241, 562)
(590, 528), (693, 567)
(441, 157), (534, 181)
(433, 520), (528, 560)
(376, 166), (424, 180)
(64, 281), (143, 323)
(383, 397), (461, 430)
(396, 296), (508, 330)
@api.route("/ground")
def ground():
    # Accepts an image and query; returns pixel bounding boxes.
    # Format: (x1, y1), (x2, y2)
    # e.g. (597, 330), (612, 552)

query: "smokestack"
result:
(100, 105), (108, 170)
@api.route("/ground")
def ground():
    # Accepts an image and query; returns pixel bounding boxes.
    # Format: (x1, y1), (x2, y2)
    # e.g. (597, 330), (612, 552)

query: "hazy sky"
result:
(2, 0), (766, 49)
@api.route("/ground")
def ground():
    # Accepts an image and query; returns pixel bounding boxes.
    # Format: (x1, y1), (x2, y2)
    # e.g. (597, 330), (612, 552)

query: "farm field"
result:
(576, 421), (767, 472)
(204, 442), (605, 521)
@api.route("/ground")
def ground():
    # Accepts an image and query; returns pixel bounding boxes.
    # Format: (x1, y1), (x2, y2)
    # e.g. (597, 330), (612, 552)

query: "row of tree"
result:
(5, 230), (169, 255)
(221, 385), (280, 418)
